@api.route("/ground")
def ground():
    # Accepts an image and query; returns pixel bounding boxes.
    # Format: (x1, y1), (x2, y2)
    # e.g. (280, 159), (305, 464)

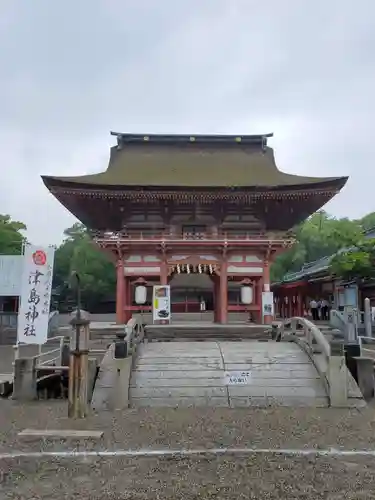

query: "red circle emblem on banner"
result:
(32, 250), (47, 266)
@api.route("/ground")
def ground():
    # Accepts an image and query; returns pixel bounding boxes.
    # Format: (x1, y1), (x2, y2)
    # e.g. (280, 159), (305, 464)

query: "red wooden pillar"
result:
(263, 260), (272, 324)
(213, 276), (220, 323)
(290, 295), (294, 316)
(256, 277), (263, 323)
(124, 276), (132, 323)
(219, 262), (228, 324)
(116, 259), (125, 324)
(160, 260), (168, 285)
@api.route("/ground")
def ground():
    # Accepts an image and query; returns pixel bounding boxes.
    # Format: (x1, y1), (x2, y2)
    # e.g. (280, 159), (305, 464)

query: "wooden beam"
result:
(18, 429), (104, 439)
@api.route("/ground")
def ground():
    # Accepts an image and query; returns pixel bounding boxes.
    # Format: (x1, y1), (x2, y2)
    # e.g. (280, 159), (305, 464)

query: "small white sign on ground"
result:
(223, 371), (251, 385)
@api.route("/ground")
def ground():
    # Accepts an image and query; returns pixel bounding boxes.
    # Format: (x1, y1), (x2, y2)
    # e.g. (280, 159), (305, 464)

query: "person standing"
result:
(321, 298), (328, 320)
(310, 298), (318, 321)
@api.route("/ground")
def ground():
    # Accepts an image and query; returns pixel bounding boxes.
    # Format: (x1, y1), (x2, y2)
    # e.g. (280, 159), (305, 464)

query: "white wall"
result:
(0, 255), (23, 297)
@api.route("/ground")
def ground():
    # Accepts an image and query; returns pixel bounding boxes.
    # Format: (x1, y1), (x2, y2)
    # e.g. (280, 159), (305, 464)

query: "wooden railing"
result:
(92, 230), (292, 243)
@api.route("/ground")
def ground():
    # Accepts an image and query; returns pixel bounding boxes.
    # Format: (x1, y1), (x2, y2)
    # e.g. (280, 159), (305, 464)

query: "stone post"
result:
(112, 357), (133, 409)
(364, 297), (372, 338)
(13, 358), (37, 401)
(328, 340), (348, 407)
(353, 356), (374, 400)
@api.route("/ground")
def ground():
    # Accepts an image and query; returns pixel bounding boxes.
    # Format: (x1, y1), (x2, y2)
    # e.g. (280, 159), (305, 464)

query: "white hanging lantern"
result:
(135, 285), (147, 305)
(240, 285), (253, 305)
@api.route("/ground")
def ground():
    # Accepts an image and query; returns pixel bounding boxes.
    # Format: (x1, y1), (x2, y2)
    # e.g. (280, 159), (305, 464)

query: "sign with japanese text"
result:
(223, 371), (251, 385)
(17, 245), (55, 345)
(152, 285), (171, 323)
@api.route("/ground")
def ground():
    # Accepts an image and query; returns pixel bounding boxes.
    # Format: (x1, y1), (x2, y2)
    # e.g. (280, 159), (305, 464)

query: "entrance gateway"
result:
(42, 132), (347, 324)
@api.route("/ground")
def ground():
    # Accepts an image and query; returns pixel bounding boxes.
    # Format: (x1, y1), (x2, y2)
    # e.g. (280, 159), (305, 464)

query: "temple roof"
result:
(42, 132), (348, 191)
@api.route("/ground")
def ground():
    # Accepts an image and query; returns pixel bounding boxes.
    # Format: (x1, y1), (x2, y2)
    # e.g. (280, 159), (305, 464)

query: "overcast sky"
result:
(1, 0), (374, 245)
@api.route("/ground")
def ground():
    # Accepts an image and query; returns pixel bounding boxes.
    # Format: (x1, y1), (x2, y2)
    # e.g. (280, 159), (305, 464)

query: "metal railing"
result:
(13, 335), (66, 368)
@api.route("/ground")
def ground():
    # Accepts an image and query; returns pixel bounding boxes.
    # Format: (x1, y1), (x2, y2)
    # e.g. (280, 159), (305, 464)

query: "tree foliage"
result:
(330, 238), (375, 282)
(0, 214), (27, 255)
(53, 223), (116, 311)
(271, 211), (364, 281)
(356, 212), (375, 232)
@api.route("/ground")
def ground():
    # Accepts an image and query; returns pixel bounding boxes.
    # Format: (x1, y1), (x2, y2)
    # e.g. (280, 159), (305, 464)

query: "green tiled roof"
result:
(42, 136), (348, 189)
(282, 255), (334, 283)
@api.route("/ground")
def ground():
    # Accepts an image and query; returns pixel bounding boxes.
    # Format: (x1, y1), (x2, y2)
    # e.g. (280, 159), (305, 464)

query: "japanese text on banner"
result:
(17, 245), (55, 345)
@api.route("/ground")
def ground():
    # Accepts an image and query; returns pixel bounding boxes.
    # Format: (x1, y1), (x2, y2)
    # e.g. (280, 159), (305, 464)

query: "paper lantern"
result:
(135, 285), (147, 305)
(240, 285), (253, 305)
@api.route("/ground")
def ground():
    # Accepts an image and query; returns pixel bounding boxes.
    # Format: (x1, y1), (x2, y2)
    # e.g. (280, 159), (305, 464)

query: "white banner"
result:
(17, 245), (55, 345)
(152, 285), (171, 323)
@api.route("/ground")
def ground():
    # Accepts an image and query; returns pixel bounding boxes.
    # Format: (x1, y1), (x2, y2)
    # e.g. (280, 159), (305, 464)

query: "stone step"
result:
(145, 325), (271, 341)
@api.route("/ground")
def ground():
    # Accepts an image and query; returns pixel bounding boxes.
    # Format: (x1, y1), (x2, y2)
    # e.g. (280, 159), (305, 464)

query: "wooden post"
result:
(68, 310), (90, 418)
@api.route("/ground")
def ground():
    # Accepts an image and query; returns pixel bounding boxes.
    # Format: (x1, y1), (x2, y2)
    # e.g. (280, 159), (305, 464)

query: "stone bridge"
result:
(92, 318), (366, 410)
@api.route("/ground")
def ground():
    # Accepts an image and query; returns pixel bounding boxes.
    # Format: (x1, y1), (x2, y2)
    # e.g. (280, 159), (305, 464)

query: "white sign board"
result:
(152, 285), (171, 323)
(0, 255), (23, 296)
(262, 291), (274, 317)
(17, 245), (55, 345)
(223, 371), (251, 385)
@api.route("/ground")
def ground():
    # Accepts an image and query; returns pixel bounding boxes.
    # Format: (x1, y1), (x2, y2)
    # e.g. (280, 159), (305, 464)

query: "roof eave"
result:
(41, 175), (349, 193)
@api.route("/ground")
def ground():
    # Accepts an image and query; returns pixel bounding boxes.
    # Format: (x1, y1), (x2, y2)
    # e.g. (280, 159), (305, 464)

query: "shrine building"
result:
(42, 132), (347, 324)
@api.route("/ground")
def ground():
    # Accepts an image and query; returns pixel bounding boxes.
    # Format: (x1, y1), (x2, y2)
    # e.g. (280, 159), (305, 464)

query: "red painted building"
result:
(42, 132), (347, 324)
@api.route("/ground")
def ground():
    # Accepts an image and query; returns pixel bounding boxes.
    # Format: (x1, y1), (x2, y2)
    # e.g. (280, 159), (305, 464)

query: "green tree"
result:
(271, 211), (363, 282)
(331, 238), (375, 282)
(357, 212), (375, 232)
(0, 214), (26, 254)
(53, 223), (116, 311)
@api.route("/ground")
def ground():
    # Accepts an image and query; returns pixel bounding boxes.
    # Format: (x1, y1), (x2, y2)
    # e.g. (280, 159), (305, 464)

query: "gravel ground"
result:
(1, 400), (375, 453)
(2, 400), (375, 498)
(2, 455), (375, 499)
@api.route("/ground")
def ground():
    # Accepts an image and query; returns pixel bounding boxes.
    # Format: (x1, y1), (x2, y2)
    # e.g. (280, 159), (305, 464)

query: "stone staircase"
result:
(145, 323), (271, 342)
